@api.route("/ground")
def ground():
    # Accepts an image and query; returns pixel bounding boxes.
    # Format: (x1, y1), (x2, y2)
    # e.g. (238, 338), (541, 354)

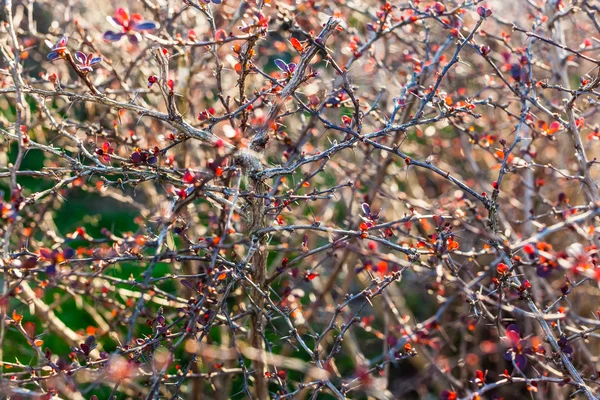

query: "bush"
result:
(2, 0), (600, 399)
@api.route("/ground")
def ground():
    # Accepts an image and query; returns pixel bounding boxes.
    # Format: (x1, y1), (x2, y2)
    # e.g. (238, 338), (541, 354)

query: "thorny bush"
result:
(3, 0), (600, 399)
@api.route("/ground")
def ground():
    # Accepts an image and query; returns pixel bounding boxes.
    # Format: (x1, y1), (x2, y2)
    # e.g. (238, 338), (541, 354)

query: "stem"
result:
(249, 179), (268, 399)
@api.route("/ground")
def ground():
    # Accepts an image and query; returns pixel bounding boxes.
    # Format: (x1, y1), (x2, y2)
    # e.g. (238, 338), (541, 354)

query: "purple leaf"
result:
(558, 335), (573, 354)
(506, 324), (520, 335)
(181, 279), (196, 291)
(558, 335), (567, 346)
(107, 16), (123, 28)
(62, 248), (75, 259)
(288, 63), (296, 73)
(514, 354), (527, 370)
(85, 335), (95, 349)
(74, 51), (86, 64)
(47, 51), (60, 61)
(536, 264), (552, 278)
(103, 31), (125, 41)
(510, 64), (521, 81)
(127, 33), (142, 43)
(134, 21), (158, 31)
(56, 358), (68, 370)
(56, 35), (68, 49)
(274, 58), (289, 72)
(90, 57), (102, 65)
(361, 203), (371, 217)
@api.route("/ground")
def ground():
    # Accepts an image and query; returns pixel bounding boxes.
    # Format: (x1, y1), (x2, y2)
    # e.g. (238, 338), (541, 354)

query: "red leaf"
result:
(290, 37), (303, 52)
(305, 272), (319, 281)
(506, 324), (521, 346)
(496, 263), (509, 275)
(12, 310), (23, 323)
(39, 248), (53, 260)
(183, 170), (196, 184)
(215, 29), (227, 41)
(547, 121), (560, 134)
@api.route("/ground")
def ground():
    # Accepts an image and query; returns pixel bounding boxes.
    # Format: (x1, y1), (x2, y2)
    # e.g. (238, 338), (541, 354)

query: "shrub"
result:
(2, 0), (600, 399)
